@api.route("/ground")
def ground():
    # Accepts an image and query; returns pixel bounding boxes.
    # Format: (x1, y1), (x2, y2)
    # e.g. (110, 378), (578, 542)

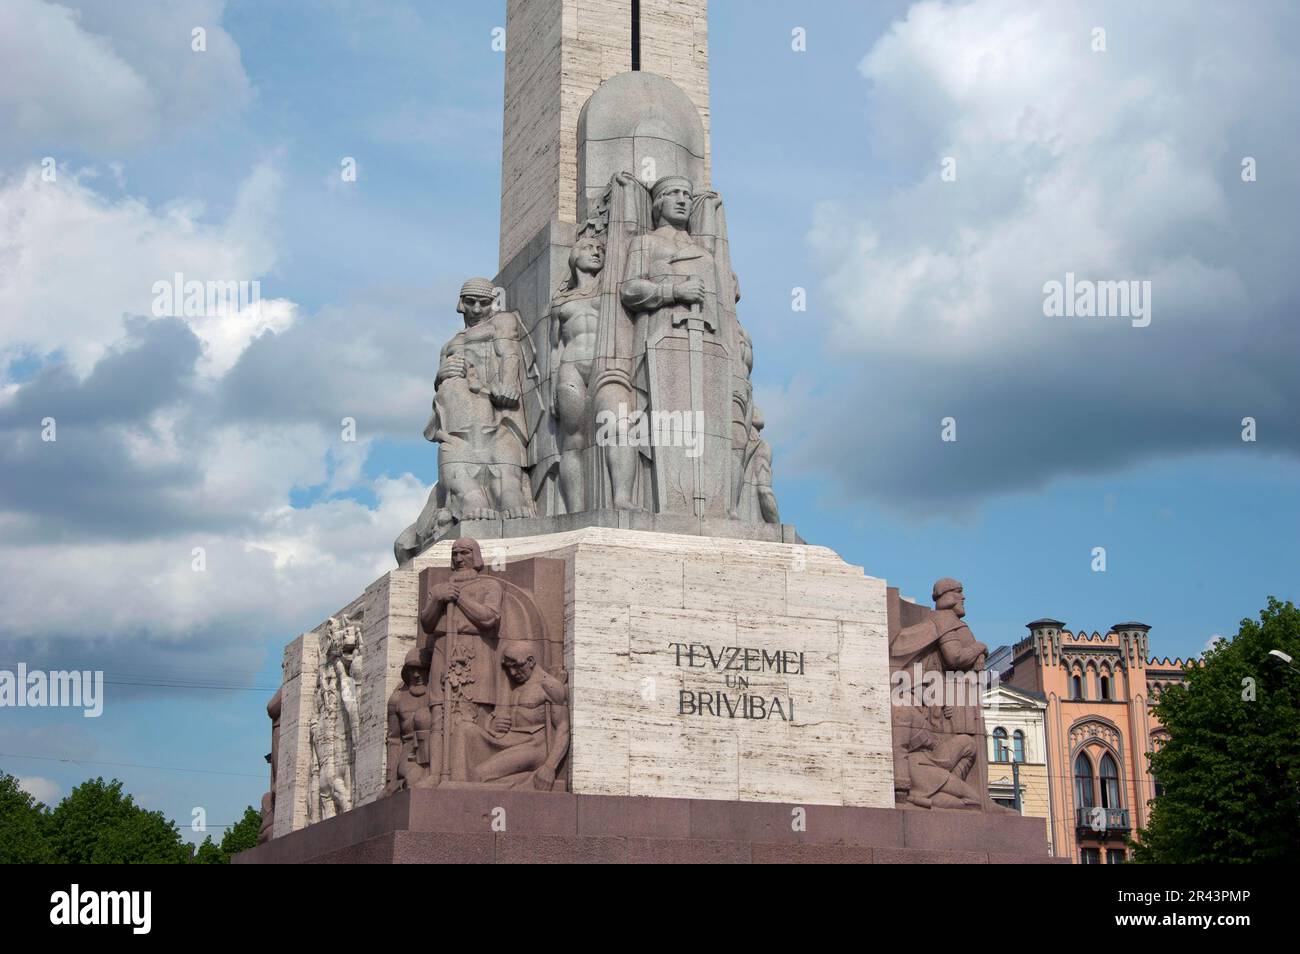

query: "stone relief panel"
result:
(306, 611), (363, 822)
(383, 539), (569, 793)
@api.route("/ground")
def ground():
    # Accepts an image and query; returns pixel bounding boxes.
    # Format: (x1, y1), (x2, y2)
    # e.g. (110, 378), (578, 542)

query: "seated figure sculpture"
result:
(450, 641), (570, 790)
(890, 577), (989, 810)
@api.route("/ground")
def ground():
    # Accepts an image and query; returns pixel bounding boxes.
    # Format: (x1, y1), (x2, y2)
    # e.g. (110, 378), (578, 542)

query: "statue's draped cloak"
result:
(582, 174), (742, 515)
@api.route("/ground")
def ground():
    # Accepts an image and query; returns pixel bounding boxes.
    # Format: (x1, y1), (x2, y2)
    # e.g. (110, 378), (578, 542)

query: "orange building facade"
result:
(999, 620), (1191, 863)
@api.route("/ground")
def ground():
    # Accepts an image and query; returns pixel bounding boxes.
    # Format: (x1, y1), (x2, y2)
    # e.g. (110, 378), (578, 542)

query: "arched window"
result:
(1012, 729), (1026, 763)
(1071, 673), (1084, 699)
(1074, 753), (1095, 809)
(1100, 675), (1111, 700)
(1100, 753), (1121, 809)
(993, 727), (1009, 762)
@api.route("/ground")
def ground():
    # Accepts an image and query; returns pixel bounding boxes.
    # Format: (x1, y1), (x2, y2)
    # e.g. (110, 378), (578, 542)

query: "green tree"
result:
(1134, 597), (1300, 863)
(0, 772), (57, 863)
(192, 806), (261, 864)
(44, 777), (192, 864)
(193, 835), (225, 864)
(220, 805), (262, 858)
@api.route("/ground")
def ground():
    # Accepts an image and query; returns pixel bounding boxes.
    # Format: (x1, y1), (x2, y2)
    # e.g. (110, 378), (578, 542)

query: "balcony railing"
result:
(1076, 807), (1130, 833)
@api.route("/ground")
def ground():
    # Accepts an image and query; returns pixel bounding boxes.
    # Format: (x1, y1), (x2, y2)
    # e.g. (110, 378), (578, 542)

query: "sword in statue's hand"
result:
(665, 276), (713, 517)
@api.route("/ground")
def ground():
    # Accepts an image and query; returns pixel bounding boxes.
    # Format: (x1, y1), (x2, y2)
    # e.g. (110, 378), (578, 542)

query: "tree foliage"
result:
(1134, 597), (1300, 863)
(0, 770), (264, 863)
(0, 773), (58, 863)
(193, 805), (262, 864)
(44, 777), (193, 864)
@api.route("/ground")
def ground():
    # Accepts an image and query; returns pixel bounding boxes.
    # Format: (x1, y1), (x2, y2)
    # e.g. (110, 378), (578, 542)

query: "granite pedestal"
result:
(237, 788), (1058, 864)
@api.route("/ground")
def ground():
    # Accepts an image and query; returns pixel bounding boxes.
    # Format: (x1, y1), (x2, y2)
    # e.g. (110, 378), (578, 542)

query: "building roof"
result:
(1025, 618), (1066, 629)
(984, 682), (1047, 705)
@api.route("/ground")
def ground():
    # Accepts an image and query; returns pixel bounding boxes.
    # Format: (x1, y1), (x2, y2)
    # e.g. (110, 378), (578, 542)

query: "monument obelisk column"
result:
(498, 0), (710, 268)
(494, 0), (711, 517)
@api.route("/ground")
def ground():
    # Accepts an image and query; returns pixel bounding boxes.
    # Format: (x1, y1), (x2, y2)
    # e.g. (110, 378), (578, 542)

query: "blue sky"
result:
(1, 0), (1296, 838)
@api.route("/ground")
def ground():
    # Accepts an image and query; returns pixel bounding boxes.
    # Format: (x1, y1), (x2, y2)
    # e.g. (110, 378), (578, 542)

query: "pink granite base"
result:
(235, 790), (1060, 864)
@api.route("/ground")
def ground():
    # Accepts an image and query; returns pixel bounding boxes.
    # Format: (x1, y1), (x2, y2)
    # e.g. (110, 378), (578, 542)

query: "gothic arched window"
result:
(1100, 753), (1121, 809)
(1074, 753), (1095, 810)
(1013, 729), (1026, 763)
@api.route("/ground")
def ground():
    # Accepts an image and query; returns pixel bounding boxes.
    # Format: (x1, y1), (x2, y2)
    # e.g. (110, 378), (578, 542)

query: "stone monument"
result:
(383, 649), (433, 795)
(392, 7), (797, 551)
(240, 0), (1051, 864)
(888, 579), (1004, 812)
(305, 613), (363, 822)
(258, 687), (281, 844)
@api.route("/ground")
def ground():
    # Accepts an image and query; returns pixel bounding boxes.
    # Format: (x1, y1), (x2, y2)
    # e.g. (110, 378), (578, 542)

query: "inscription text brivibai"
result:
(667, 642), (802, 721)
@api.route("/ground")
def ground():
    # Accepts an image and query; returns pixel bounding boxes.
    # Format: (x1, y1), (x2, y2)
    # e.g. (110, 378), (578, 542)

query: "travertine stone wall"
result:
(414, 528), (894, 808)
(353, 572), (419, 805)
(274, 631), (312, 838)
(500, 0), (710, 268)
(639, 0), (710, 168)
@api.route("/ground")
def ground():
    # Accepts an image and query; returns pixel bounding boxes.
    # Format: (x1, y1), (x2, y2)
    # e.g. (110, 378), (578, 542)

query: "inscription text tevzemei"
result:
(667, 642), (802, 721)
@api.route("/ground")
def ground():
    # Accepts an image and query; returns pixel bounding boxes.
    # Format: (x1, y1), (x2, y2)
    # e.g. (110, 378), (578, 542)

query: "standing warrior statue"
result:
(584, 173), (739, 516)
(384, 649), (434, 794)
(417, 538), (511, 783)
(424, 277), (540, 522)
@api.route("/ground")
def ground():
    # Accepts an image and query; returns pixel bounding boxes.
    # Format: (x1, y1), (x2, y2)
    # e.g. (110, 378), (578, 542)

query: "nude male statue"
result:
(549, 236), (604, 512)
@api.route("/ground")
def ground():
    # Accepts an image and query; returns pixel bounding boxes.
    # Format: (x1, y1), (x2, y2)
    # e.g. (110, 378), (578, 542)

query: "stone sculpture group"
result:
(384, 538), (570, 793)
(394, 171), (781, 562)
